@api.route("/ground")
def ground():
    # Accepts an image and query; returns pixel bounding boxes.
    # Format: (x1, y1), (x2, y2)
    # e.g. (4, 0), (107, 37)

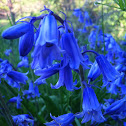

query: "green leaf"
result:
(119, 0), (124, 9)
(42, 95), (60, 115)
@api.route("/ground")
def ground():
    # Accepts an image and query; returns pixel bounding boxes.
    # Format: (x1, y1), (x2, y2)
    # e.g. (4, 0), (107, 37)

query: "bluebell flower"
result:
(88, 61), (101, 81)
(124, 122), (126, 126)
(88, 30), (96, 49)
(75, 87), (105, 123)
(34, 78), (46, 85)
(84, 11), (92, 27)
(23, 81), (34, 99)
(2, 22), (31, 39)
(34, 63), (60, 79)
(31, 44), (64, 69)
(103, 73), (123, 94)
(0, 58), (3, 62)
(61, 32), (87, 69)
(19, 23), (34, 56)
(32, 12), (64, 69)
(35, 12), (58, 46)
(17, 57), (29, 68)
(34, 85), (41, 97)
(78, 12), (84, 23)
(5, 70), (28, 88)
(8, 95), (22, 109)
(23, 81), (41, 99)
(73, 8), (81, 17)
(105, 96), (126, 115)
(12, 114), (34, 126)
(78, 26), (87, 33)
(4, 49), (12, 56)
(96, 54), (120, 83)
(44, 113), (75, 126)
(51, 63), (79, 91)
(0, 60), (12, 74)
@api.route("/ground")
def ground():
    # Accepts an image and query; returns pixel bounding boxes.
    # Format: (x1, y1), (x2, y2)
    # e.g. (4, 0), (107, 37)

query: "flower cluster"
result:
(1, 5), (126, 126)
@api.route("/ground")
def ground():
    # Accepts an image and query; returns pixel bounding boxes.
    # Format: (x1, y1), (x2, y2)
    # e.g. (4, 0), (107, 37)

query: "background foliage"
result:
(0, 0), (126, 125)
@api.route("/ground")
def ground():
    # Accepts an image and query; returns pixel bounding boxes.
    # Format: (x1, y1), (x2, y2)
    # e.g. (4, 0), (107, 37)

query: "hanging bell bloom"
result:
(34, 63), (60, 80)
(32, 43), (64, 69)
(8, 95), (22, 109)
(2, 22), (31, 39)
(75, 87), (105, 123)
(88, 61), (101, 81)
(32, 12), (63, 69)
(61, 32), (87, 69)
(51, 63), (78, 91)
(35, 11), (58, 46)
(4, 70), (28, 88)
(44, 113), (75, 126)
(12, 114), (34, 126)
(19, 23), (34, 56)
(95, 54), (120, 82)
(17, 57), (29, 68)
(105, 96), (126, 115)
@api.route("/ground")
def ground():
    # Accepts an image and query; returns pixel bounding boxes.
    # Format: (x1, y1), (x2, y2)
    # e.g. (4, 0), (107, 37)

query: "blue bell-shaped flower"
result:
(2, 22), (31, 39)
(19, 23), (34, 56)
(75, 87), (105, 123)
(96, 54), (120, 82)
(44, 113), (75, 126)
(105, 96), (126, 115)
(12, 114), (34, 126)
(61, 32), (87, 69)
(35, 12), (58, 46)
(88, 61), (101, 81)
(51, 63), (77, 91)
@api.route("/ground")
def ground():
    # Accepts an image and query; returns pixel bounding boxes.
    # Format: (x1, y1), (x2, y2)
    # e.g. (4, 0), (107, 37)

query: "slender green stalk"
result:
(79, 65), (85, 111)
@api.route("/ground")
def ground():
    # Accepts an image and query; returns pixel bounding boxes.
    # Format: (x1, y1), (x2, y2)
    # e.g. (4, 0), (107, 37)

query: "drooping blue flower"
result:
(2, 22), (31, 39)
(103, 73), (123, 94)
(0, 58), (3, 62)
(17, 57), (29, 68)
(78, 12), (84, 23)
(44, 113), (75, 126)
(35, 11), (58, 46)
(19, 23), (34, 57)
(12, 114), (34, 126)
(5, 70), (28, 88)
(23, 81), (41, 99)
(73, 8), (81, 17)
(34, 78), (46, 85)
(34, 85), (41, 97)
(8, 95), (22, 109)
(32, 11), (64, 69)
(75, 87), (105, 123)
(34, 62), (60, 79)
(0, 60), (12, 75)
(61, 32), (87, 69)
(95, 54), (120, 83)
(104, 96), (126, 115)
(78, 26), (87, 33)
(4, 49), (12, 56)
(51, 63), (79, 91)
(23, 81), (34, 99)
(84, 11), (92, 27)
(88, 30), (96, 49)
(88, 61), (101, 81)
(31, 43), (64, 69)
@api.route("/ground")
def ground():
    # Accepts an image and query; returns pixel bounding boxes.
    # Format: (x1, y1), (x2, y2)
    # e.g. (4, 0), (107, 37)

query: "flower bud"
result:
(2, 22), (30, 39)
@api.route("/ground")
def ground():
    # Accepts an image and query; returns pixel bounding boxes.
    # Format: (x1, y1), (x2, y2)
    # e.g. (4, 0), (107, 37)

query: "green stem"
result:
(79, 65), (85, 111)
(95, 2), (121, 10)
